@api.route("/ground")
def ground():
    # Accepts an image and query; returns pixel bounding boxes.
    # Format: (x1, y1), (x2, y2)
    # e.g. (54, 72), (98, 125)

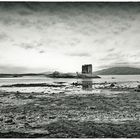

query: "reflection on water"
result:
(82, 80), (93, 91)
(0, 75), (140, 93)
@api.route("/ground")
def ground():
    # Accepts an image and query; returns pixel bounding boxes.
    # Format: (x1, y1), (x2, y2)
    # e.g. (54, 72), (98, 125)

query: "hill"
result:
(93, 67), (140, 75)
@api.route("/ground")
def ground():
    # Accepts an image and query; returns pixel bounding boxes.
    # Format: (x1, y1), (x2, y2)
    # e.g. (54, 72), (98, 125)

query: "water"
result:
(0, 75), (140, 85)
(0, 75), (140, 93)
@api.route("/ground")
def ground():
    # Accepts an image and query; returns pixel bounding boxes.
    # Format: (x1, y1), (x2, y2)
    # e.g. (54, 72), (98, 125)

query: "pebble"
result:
(49, 116), (56, 119)
(0, 117), (3, 121)
(4, 118), (15, 124)
(89, 106), (96, 109)
(16, 115), (26, 120)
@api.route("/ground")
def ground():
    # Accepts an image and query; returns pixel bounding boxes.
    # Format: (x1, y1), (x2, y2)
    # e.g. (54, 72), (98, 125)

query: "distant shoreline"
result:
(1, 66), (140, 78)
(0, 73), (101, 79)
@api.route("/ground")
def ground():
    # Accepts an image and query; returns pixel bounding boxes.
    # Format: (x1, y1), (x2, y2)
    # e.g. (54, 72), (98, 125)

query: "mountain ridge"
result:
(93, 66), (140, 75)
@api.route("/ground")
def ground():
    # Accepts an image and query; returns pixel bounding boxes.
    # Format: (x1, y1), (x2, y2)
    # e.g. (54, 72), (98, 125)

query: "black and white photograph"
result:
(0, 1), (140, 138)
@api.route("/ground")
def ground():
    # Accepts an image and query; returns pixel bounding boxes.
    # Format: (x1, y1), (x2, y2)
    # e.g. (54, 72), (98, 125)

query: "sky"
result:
(0, 2), (140, 73)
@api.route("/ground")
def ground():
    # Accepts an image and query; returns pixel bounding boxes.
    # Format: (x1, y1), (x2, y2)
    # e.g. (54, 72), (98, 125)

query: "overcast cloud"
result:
(0, 2), (140, 73)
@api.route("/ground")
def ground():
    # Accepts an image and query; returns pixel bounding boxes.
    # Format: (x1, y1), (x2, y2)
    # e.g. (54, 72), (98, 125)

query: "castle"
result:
(82, 64), (92, 74)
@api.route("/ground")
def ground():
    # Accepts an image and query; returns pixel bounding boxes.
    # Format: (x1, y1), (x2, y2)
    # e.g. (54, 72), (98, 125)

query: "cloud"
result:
(66, 52), (91, 57)
(0, 16), (15, 26)
(0, 15), (37, 28)
(107, 48), (115, 52)
(69, 38), (81, 46)
(111, 61), (131, 66)
(39, 50), (45, 53)
(99, 53), (120, 61)
(18, 42), (42, 50)
(0, 32), (9, 41)
(20, 43), (34, 49)
(18, 10), (33, 16)
(97, 61), (131, 70)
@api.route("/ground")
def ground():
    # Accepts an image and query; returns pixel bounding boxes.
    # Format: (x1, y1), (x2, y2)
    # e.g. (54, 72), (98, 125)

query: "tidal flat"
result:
(0, 82), (140, 138)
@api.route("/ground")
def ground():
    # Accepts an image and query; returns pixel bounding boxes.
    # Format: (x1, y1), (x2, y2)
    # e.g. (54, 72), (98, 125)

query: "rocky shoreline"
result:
(0, 82), (140, 138)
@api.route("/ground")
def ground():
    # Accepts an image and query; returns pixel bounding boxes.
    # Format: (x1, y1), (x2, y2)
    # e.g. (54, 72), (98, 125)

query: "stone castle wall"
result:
(82, 64), (92, 74)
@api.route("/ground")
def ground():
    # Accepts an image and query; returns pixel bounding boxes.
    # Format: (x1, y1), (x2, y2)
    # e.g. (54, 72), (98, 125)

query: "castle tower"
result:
(82, 64), (92, 74)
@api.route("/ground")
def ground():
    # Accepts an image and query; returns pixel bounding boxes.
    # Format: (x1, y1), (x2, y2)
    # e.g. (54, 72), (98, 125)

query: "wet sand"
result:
(0, 83), (140, 138)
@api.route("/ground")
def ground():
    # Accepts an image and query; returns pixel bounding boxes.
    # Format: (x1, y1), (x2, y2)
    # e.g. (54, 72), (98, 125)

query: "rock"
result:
(0, 117), (3, 121)
(59, 92), (65, 94)
(72, 82), (79, 86)
(135, 89), (140, 92)
(29, 129), (50, 135)
(24, 122), (32, 128)
(110, 83), (115, 87)
(16, 115), (26, 120)
(89, 106), (96, 109)
(28, 95), (34, 99)
(49, 116), (56, 119)
(4, 118), (15, 124)
(135, 85), (140, 92)
(6, 114), (14, 118)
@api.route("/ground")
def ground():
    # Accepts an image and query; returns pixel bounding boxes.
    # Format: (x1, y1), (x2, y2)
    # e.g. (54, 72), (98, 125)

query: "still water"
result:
(0, 75), (140, 85)
(0, 75), (140, 93)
